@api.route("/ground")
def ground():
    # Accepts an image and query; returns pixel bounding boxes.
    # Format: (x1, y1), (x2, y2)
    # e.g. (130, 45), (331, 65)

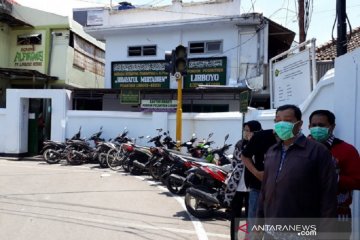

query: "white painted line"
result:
(0, 161), (213, 240)
(136, 175), (209, 240)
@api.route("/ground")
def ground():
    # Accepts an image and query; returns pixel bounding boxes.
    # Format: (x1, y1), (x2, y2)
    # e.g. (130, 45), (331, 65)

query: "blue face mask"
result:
(310, 127), (329, 142)
(274, 121), (297, 141)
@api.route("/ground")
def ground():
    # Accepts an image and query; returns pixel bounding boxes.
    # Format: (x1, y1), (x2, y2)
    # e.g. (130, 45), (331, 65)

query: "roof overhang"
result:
(0, 68), (58, 81)
(0, 11), (32, 27)
(266, 17), (295, 48)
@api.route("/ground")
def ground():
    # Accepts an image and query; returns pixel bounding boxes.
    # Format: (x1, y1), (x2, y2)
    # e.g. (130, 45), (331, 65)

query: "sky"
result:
(14, 0), (360, 46)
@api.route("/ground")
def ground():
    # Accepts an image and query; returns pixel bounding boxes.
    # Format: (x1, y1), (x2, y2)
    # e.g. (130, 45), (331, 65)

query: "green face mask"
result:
(274, 121), (297, 141)
(310, 127), (329, 142)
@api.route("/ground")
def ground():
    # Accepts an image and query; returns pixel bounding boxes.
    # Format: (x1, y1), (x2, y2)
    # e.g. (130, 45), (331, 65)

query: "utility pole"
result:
(298, 0), (306, 44)
(336, 0), (347, 57)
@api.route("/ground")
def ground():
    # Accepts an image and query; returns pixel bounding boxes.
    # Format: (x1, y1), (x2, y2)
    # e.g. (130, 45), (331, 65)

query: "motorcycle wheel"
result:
(98, 152), (109, 168)
(166, 176), (185, 195)
(149, 161), (162, 181)
(106, 149), (123, 171)
(43, 149), (61, 164)
(159, 162), (172, 185)
(66, 150), (82, 165)
(122, 156), (131, 172)
(184, 192), (214, 219)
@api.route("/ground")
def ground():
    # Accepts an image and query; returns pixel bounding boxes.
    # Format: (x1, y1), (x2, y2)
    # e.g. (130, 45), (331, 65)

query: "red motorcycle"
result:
(184, 161), (232, 218)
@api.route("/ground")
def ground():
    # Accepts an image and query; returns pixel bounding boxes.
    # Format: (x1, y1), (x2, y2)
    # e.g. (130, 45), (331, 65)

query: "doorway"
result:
(28, 98), (52, 155)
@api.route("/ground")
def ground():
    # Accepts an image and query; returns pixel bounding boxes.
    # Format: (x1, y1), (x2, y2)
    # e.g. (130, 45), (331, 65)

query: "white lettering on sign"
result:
(190, 74), (219, 82)
(115, 77), (138, 83)
(140, 76), (167, 83)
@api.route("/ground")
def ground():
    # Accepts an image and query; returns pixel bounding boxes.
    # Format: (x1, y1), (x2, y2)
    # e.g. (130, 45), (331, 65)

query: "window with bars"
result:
(17, 34), (42, 45)
(189, 41), (222, 54)
(128, 45), (157, 56)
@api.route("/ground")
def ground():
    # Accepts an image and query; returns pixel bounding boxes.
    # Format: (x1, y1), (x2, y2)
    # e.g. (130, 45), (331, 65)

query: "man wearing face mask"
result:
(256, 105), (337, 239)
(309, 109), (360, 239)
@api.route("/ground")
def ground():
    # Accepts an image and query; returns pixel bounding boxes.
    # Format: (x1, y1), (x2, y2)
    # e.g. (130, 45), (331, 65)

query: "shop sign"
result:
(112, 61), (169, 89)
(184, 57), (227, 88)
(120, 89), (140, 104)
(14, 47), (44, 67)
(140, 99), (177, 112)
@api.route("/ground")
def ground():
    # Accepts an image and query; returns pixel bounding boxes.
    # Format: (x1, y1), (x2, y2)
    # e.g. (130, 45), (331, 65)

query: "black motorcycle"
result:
(125, 129), (165, 175)
(65, 127), (104, 165)
(41, 127), (82, 164)
(132, 130), (177, 173)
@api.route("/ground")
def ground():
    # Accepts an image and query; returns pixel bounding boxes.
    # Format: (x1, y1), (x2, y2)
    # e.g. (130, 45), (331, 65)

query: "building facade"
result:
(0, 0), (106, 108)
(0, 0), (106, 152)
(78, 0), (294, 112)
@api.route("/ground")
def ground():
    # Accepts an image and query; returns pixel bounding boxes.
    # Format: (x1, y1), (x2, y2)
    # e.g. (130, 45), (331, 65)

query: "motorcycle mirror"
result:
(192, 133), (196, 138)
(146, 135), (151, 139)
(208, 132), (214, 139)
(225, 134), (229, 141)
(100, 126), (103, 130)
(156, 128), (163, 133)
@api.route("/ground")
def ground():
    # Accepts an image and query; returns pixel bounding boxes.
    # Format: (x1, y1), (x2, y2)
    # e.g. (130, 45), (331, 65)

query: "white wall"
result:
(299, 69), (335, 136)
(0, 73), (337, 155)
(104, 0), (241, 26)
(334, 48), (360, 240)
(3, 89), (71, 154)
(0, 108), (6, 153)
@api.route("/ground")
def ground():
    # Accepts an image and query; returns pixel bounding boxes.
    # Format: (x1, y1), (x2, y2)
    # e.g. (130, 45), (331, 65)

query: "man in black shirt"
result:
(240, 129), (277, 235)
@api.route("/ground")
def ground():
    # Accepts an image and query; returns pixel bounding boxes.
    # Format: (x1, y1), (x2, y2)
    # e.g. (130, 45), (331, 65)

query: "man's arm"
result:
(338, 145), (360, 191)
(241, 154), (263, 181)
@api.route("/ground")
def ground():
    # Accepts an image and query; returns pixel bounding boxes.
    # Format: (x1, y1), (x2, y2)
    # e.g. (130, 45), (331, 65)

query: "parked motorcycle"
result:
(184, 161), (233, 219)
(97, 129), (130, 168)
(147, 133), (206, 182)
(41, 127), (82, 164)
(165, 134), (231, 195)
(132, 130), (177, 174)
(125, 129), (165, 175)
(65, 127), (104, 165)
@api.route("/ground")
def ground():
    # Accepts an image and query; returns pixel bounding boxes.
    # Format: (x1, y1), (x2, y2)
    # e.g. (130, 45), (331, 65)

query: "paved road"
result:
(0, 160), (232, 240)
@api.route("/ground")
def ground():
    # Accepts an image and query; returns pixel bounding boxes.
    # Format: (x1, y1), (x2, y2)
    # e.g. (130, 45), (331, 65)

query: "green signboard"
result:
(239, 90), (249, 113)
(184, 57), (227, 88)
(120, 89), (140, 104)
(112, 60), (169, 89)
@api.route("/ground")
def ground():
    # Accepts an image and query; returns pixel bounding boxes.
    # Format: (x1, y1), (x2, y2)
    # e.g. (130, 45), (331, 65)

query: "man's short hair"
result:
(276, 104), (302, 121)
(309, 110), (336, 125)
